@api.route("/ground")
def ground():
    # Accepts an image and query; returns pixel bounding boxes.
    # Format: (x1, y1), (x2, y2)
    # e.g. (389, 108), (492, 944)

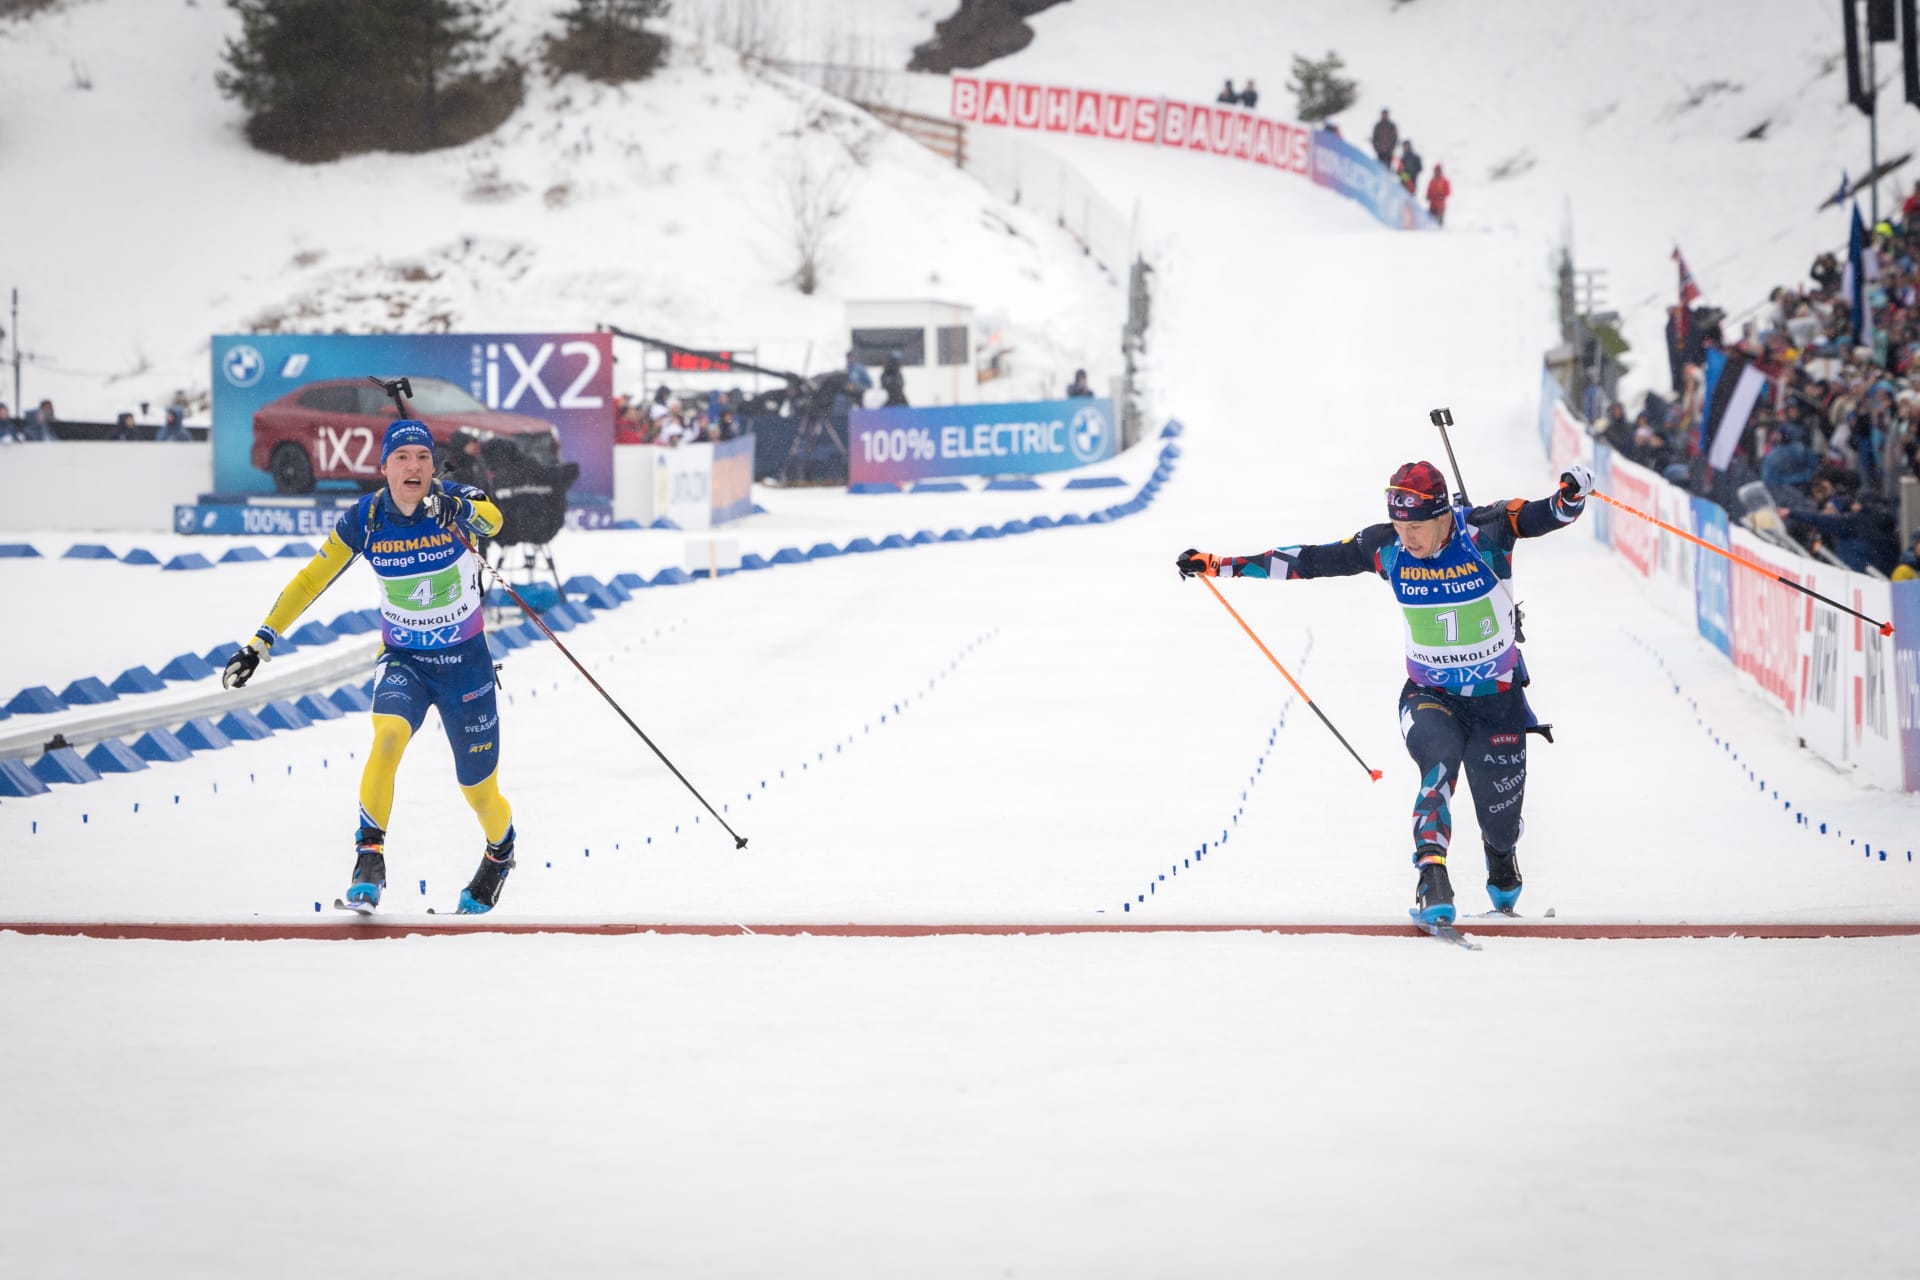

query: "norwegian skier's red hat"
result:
(1385, 460), (1450, 521)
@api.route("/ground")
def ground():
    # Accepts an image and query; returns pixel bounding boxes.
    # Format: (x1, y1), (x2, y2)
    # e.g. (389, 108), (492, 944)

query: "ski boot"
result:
(1485, 843), (1523, 914)
(1411, 848), (1455, 926)
(347, 825), (387, 908)
(458, 827), (517, 915)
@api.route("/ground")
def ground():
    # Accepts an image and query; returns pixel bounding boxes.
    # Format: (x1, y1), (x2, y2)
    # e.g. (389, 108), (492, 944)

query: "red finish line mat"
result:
(4, 920), (1920, 941)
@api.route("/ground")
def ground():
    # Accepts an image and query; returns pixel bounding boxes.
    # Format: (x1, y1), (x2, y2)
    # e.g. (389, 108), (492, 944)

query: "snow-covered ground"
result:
(3, 3), (1918, 1277)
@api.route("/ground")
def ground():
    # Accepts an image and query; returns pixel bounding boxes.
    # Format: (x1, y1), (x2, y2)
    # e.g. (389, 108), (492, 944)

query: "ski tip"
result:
(1367, 769), (1383, 782)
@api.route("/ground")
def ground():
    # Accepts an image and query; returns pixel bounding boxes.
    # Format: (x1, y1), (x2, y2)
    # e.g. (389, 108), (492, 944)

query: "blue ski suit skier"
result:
(220, 420), (519, 914)
(1176, 459), (1593, 926)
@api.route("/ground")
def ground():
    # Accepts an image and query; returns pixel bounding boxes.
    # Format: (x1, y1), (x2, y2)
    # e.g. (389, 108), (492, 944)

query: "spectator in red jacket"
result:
(1426, 164), (1451, 226)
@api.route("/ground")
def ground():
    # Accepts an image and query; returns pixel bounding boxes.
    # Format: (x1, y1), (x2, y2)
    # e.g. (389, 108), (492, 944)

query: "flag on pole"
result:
(1701, 348), (1769, 472)
(1843, 202), (1876, 353)
(1673, 246), (1701, 350)
(1831, 170), (1851, 208)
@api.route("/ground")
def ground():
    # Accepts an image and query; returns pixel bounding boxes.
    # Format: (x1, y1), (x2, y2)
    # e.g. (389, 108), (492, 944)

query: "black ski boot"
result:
(1411, 848), (1455, 926)
(347, 825), (386, 908)
(458, 827), (516, 915)
(1485, 843), (1523, 914)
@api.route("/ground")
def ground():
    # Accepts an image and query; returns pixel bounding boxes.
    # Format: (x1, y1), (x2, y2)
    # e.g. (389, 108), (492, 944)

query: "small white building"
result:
(844, 299), (977, 407)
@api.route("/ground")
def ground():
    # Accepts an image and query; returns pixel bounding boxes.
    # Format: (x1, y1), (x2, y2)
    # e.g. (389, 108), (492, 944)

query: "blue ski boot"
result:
(346, 825), (386, 908)
(1485, 844), (1523, 914)
(1411, 849), (1455, 927)
(458, 827), (516, 915)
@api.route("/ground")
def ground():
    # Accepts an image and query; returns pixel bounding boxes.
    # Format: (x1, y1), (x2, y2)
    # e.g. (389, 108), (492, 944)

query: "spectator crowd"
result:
(0, 398), (195, 444)
(1591, 199), (1920, 580)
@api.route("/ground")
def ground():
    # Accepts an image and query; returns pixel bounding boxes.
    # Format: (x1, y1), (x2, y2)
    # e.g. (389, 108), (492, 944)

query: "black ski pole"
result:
(366, 376), (750, 848)
(1428, 406), (1470, 504)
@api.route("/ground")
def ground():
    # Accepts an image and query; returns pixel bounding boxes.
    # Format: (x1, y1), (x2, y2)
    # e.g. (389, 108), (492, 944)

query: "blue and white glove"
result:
(1558, 462), (1595, 502)
(425, 484), (476, 532)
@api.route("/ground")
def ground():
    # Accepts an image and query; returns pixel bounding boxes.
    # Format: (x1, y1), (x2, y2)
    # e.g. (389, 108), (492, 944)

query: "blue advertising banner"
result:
(1691, 495), (1733, 658)
(1893, 582), (1920, 792)
(1307, 129), (1437, 231)
(848, 397), (1117, 485)
(210, 333), (614, 500)
(173, 499), (612, 536)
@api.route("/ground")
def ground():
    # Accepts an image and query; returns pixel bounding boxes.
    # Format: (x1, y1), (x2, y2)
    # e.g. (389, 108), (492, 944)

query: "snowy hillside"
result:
(0, 0), (1119, 421)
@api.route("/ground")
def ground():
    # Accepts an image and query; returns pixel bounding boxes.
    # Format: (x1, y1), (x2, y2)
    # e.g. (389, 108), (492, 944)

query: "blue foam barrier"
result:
(220, 546), (269, 563)
(563, 574), (607, 596)
(910, 480), (967, 494)
(133, 727), (196, 762)
(908, 530), (937, 544)
(6, 686), (66, 715)
(574, 586), (623, 610)
(560, 601), (596, 625)
(0, 758), (52, 796)
(120, 548), (161, 566)
(1064, 475), (1126, 489)
(326, 609), (375, 635)
(613, 571), (649, 590)
(752, 503), (769, 515)
(650, 517), (681, 530)
(176, 718), (235, 751)
(160, 652), (215, 682)
(357, 678), (374, 697)
(939, 529), (970, 542)
(1087, 511), (1113, 524)
(217, 709), (275, 741)
(508, 622), (542, 646)
(276, 541), (317, 558)
(203, 643), (238, 669)
(1160, 421), (1184, 439)
(63, 543), (119, 560)
(805, 543), (844, 559)
(970, 525), (1004, 539)
(651, 566), (692, 586)
(848, 481), (901, 494)
(354, 608), (382, 628)
(257, 701), (312, 732)
(328, 686), (373, 714)
(59, 677), (119, 706)
(1026, 515), (1056, 529)
(878, 534), (911, 549)
(770, 547), (807, 565)
(612, 519), (645, 530)
(290, 621), (338, 647)
(0, 543), (42, 558)
(739, 553), (771, 571)
(488, 625), (527, 651)
(999, 520), (1031, 535)
(605, 579), (633, 603)
(1057, 513), (1087, 526)
(111, 666), (168, 695)
(86, 740), (151, 774)
(844, 537), (880, 553)
(487, 632), (518, 663)
(32, 747), (101, 785)
(162, 553), (214, 572)
(983, 477), (1042, 492)
(539, 606), (576, 633)
(294, 693), (344, 722)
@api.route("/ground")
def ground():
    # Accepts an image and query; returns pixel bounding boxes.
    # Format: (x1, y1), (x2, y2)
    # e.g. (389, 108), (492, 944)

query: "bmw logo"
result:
(1068, 404), (1109, 463)
(223, 344), (265, 387)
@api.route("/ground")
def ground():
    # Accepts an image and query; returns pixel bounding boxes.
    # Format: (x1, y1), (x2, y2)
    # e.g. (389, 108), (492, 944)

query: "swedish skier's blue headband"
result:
(381, 420), (434, 465)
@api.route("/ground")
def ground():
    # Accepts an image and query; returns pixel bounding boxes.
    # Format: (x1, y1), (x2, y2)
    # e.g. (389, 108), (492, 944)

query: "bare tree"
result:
(783, 149), (852, 295)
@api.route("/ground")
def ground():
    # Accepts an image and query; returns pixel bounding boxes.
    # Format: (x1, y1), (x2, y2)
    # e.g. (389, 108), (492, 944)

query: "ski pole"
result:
(1588, 489), (1895, 637)
(1196, 575), (1384, 782)
(1428, 407), (1470, 504)
(366, 375), (751, 847)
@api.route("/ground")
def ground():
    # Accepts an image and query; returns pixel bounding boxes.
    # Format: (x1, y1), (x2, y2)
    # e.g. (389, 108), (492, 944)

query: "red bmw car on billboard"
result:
(250, 376), (562, 493)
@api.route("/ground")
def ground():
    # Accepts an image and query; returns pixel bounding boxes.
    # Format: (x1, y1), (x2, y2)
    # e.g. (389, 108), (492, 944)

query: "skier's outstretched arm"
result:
(222, 531), (360, 687)
(1476, 463), (1593, 540)
(1176, 525), (1394, 581)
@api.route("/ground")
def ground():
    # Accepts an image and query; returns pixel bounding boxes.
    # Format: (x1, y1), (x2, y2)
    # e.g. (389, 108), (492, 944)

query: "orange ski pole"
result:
(1197, 575), (1384, 782)
(1588, 489), (1894, 637)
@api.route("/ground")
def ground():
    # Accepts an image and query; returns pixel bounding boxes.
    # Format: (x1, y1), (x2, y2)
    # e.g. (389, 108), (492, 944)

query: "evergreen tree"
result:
(382, 0), (504, 147)
(551, 0), (670, 84)
(217, 0), (391, 158)
(1287, 51), (1358, 124)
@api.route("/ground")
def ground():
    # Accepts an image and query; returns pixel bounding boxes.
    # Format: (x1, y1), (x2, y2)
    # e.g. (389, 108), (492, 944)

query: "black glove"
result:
(425, 484), (476, 532)
(1175, 548), (1220, 579)
(222, 641), (263, 690)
